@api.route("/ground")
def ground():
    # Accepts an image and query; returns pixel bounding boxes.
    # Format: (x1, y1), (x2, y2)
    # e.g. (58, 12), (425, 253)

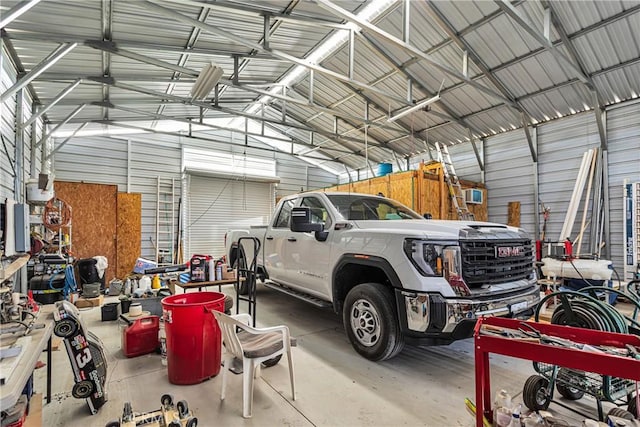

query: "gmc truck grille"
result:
(459, 239), (534, 287)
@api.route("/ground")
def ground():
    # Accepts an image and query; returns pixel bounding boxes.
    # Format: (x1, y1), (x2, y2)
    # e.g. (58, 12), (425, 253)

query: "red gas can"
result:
(121, 315), (160, 358)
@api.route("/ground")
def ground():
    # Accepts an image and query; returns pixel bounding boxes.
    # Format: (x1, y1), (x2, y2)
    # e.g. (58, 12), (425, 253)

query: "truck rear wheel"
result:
(343, 283), (404, 361)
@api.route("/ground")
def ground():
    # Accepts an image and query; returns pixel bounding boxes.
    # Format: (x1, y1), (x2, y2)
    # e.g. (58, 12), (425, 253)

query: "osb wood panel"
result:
(116, 193), (142, 279)
(322, 170), (488, 221)
(508, 201), (521, 227)
(55, 181), (117, 282)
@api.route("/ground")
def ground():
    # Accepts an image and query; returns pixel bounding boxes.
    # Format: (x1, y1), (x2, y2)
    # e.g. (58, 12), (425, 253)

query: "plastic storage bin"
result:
(161, 292), (225, 385)
(101, 302), (120, 321)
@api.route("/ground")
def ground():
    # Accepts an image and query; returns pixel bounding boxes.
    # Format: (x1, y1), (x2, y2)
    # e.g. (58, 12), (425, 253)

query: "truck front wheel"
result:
(343, 283), (404, 361)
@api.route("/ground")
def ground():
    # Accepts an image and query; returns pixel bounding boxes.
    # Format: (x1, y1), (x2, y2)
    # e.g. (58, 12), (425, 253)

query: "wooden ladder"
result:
(436, 142), (474, 221)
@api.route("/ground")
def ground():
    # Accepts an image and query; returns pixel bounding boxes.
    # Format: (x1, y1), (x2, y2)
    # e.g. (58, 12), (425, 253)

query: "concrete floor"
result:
(34, 284), (614, 426)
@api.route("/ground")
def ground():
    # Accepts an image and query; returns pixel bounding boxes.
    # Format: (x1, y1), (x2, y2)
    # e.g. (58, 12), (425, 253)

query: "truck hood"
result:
(350, 219), (522, 240)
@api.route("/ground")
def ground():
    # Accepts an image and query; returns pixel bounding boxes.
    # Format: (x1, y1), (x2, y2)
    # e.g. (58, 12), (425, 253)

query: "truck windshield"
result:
(327, 195), (422, 220)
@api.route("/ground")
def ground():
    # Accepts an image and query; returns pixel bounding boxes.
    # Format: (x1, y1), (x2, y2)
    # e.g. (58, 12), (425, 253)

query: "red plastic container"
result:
(161, 292), (225, 385)
(121, 315), (160, 358)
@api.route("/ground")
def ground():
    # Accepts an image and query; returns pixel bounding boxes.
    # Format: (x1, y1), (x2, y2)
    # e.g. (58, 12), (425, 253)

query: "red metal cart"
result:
(473, 317), (640, 427)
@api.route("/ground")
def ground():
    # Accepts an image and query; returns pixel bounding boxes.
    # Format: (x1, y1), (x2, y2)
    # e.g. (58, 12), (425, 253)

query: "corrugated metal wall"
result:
(537, 113), (601, 252)
(1, 51), (18, 201)
(606, 101), (640, 274)
(485, 129), (536, 233)
(53, 131), (337, 261)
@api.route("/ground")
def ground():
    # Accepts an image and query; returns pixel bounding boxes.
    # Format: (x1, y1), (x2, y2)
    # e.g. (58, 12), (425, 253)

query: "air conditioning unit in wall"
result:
(464, 188), (483, 205)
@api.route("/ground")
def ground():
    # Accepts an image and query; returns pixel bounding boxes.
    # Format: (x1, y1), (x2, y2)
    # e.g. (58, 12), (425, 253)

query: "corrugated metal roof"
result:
(1, 0), (639, 173)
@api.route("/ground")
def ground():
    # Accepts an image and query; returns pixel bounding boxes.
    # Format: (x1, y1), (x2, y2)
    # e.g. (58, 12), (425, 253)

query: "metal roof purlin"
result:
(101, 0), (113, 121)
(21, 78), (81, 129)
(0, 42), (77, 104)
(35, 104), (86, 149)
(0, 0), (42, 29)
(314, 0), (516, 107)
(137, 0), (410, 106)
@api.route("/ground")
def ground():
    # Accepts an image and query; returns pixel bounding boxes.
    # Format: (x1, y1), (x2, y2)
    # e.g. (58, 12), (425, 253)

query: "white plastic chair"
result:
(211, 311), (296, 418)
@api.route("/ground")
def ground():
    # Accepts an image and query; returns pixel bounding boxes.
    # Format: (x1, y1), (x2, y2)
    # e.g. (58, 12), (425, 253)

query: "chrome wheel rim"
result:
(350, 299), (381, 347)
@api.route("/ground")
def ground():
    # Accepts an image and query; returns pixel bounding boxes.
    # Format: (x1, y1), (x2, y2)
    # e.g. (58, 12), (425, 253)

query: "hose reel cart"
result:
(522, 285), (640, 420)
(474, 317), (640, 427)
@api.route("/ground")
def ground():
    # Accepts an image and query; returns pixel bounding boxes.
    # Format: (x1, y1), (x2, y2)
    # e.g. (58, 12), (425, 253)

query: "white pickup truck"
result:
(225, 192), (539, 361)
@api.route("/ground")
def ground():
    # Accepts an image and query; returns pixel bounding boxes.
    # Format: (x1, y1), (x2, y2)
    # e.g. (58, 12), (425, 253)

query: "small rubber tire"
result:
(72, 380), (95, 399)
(177, 400), (189, 419)
(105, 421), (120, 427)
(54, 319), (78, 338)
(122, 402), (133, 421)
(607, 407), (634, 420)
(231, 248), (249, 295)
(160, 394), (173, 408)
(186, 417), (198, 427)
(168, 422), (180, 427)
(261, 355), (282, 368)
(522, 375), (551, 411)
(343, 283), (404, 361)
(628, 394), (638, 417)
(556, 382), (584, 401)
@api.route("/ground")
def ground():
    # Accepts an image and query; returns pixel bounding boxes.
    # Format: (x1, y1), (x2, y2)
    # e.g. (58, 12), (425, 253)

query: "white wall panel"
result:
(607, 101), (640, 274)
(485, 129), (536, 234)
(1, 49), (17, 201)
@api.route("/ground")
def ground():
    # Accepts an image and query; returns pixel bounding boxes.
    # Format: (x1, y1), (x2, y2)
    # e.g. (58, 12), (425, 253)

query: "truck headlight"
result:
(403, 239), (471, 297)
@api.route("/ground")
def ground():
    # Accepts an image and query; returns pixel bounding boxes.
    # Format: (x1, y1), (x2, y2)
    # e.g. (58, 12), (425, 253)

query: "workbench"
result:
(178, 278), (241, 292)
(0, 305), (54, 412)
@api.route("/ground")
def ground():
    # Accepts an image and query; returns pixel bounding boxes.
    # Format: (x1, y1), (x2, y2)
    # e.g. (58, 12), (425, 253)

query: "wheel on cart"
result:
(122, 402), (133, 422)
(177, 400), (189, 419)
(556, 382), (584, 401)
(54, 318), (79, 338)
(168, 422), (180, 427)
(523, 375), (552, 411)
(261, 355), (282, 368)
(607, 407), (635, 420)
(105, 421), (120, 427)
(161, 394), (174, 408)
(629, 393), (638, 417)
(72, 380), (95, 399)
(186, 418), (198, 427)
(232, 247), (249, 295)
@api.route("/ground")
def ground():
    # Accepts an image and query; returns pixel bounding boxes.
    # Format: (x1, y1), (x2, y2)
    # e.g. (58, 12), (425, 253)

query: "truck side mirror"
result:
(290, 207), (323, 233)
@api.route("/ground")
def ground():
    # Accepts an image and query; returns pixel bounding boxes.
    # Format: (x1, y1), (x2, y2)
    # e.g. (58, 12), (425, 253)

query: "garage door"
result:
(186, 174), (275, 259)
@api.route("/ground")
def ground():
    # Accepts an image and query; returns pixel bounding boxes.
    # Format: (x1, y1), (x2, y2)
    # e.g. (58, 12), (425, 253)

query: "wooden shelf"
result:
(0, 254), (30, 282)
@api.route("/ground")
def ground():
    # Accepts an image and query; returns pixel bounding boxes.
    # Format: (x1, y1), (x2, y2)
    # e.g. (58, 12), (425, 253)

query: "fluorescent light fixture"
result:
(387, 95), (440, 123)
(191, 63), (223, 100)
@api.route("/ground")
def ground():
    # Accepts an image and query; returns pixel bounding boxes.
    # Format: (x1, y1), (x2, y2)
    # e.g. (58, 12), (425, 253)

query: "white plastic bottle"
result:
(159, 326), (167, 366)
(508, 404), (522, 427)
(494, 389), (513, 427)
(494, 389), (512, 411)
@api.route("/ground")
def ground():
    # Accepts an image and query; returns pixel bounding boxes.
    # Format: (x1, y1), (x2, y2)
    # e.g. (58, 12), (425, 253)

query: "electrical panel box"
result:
(14, 203), (30, 252)
(464, 188), (483, 205)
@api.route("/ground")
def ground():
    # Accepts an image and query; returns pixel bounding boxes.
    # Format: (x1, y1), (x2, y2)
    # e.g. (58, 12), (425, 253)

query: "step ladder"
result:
(155, 177), (176, 266)
(435, 142), (475, 221)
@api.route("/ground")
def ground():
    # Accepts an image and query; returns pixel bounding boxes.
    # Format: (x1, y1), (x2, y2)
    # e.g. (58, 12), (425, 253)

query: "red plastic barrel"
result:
(161, 292), (226, 385)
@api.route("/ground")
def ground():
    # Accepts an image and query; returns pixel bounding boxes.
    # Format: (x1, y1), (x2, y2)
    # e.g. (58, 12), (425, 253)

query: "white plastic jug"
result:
(139, 275), (151, 290)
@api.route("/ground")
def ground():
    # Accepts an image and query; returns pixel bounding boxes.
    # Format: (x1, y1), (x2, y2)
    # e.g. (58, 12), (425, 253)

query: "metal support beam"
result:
(521, 112), (537, 162)
(348, 29), (355, 80)
(45, 122), (89, 160)
(402, 0), (410, 43)
(35, 104), (86, 148)
(468, 129), (484, 172)
(29, 102), (38, 177)
(315, 0), (515, 106)
(0, 0), (42, 29)
(1, 43), (77, 104)
(263, 14), (270, 49)
(22, 79), (81, 128)
(139, 0), (410, 105)
(14, 89), (24, 200)
(594, 94), (607, 151)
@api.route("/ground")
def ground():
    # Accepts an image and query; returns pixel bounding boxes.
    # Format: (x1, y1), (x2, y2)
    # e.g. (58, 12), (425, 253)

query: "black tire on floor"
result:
(160, 394), (173, 408)
(627, 394), (638, 417)
(343, 283), (405, 361)
(177, 400), (189, 419)
(261, 354), (282, 368)
(186, 417), (198, 427)
(232, 248), (249, 295)
(556, 382), (584, 401)
(522, 375), (551, 411)
(607, 407), (635, 420)
(105, 421), (120, 427)
(72, 380), (95, 399)
(168, 422), (180, 427)
(54, 319), (78, 338)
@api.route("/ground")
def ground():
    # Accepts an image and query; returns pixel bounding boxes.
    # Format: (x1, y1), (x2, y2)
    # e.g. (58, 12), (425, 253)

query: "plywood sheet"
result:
(116, 193), (142, 279)
(55, 181), (117, 282)
(321, 169), (488, 221)
(507, 201), (521, 227)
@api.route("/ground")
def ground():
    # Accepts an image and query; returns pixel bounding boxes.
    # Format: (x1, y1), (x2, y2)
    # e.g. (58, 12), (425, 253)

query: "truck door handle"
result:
(266, 236), (274, 240)
(287, 237), (297, 242)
